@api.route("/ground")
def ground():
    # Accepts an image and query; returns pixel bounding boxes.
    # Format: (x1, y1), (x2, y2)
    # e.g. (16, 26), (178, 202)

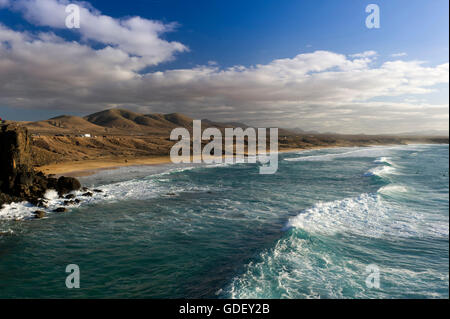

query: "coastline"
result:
(35, 142), (447, 177)
(36, 156), (173, 177)
(36, 148), (308, 177)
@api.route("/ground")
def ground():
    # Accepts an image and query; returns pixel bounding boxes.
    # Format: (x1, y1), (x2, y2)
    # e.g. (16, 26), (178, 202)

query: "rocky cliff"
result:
(0, 124), (81, 208)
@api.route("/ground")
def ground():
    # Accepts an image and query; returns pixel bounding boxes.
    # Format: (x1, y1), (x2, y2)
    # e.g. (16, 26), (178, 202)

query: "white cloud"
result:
(0, 1), (448, 134)
(391, 52), (407, 57)
(7, 0), (187, 68)
(0, 0), (10, 8)
(349, 51), (377, 58)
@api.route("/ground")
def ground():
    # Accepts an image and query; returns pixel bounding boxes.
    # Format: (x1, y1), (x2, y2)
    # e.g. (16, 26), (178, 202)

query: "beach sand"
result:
(36, 156), (172, 177)
(34, 143), (423, 177)
(35, 147), (311, 177)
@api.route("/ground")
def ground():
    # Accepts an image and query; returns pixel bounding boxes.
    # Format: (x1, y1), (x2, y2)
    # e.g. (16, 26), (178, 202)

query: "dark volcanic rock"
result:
(37, 200), (49, 208)
(65, 194), (75, 199)
(0, 124), (34, 197)
(93, 189), (103, 193)
(0, 124), (82, 207)
(0, 192), (20, 208)
(53, 207), (67, 213)
(46, 177), (58, 190)
(82, 192), (93, 197)
(57, 176), (81, 196)
(34, 210), (46, 219)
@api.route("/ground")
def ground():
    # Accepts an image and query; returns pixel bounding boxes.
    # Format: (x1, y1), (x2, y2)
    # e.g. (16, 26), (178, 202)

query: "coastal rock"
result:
(34, 210), (46, 219)
(29, 197), (48, 208)
(82, 192), (93, 197)
(65, 194), (75, 199)
(93, 189), (103, 193)
(0, 192), (20, 208)
(46, 177), (58, 190)
(37, 200), (49, 208)
(57, 176), (81, 196)
(0, 124), (33, 197)
(0, 124), (82, 208)
(53, 207), (67, 213)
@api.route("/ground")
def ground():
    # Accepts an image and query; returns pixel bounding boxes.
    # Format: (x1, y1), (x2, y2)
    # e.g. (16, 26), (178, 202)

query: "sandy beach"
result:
(35, 147), (310, 177)
(33, 142), (445, 177)
(36, 156), (173, 177)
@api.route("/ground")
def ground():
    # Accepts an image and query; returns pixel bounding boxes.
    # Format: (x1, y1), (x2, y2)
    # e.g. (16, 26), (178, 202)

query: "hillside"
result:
(82, 109), (194, 135)
(10, 108), (447, 171)
(24, 115), (109, 135)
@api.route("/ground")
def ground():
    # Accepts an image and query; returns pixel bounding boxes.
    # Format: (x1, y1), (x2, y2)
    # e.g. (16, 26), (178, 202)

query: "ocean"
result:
(0, 144), (448, 298)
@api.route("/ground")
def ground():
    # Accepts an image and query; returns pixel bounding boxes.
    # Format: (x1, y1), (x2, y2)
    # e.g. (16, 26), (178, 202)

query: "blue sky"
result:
(3, 0), (445, 68)
(0, 0), (448, 133)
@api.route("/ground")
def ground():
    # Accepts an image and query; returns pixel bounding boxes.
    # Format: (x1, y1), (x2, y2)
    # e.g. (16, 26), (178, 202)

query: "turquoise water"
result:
(0, 144), (448, 298)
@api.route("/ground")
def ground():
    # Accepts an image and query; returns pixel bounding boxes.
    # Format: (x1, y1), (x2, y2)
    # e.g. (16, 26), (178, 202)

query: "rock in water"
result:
(34, 210), (46, 219)
(57, 176), (81, 196)
(0, 124), (82, 207)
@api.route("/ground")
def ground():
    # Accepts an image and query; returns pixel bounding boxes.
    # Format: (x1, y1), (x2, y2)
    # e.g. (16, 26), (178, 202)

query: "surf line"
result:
(170, 120), (279, 174)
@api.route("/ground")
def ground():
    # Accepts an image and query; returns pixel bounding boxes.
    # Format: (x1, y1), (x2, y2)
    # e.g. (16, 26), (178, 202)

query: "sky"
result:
(0, 0), (448, 134)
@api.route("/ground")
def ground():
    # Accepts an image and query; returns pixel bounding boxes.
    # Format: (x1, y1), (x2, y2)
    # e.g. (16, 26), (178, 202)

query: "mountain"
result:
(22, 108), (303, 137)
(83, 109), (195, 134)
(84, 109), (149, 130)
(24, 115), (107, 134)
(162, 113), (194, 128)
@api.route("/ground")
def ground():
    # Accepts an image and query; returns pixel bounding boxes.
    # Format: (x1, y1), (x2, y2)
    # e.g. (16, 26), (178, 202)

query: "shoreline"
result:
(36, 147), (309, 177)
(35, 143), (447, 177)
(36, 156), (173, 177)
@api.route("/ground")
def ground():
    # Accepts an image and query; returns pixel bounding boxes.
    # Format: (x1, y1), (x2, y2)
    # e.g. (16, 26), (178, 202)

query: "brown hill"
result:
(163, 113), (194, 128)
(9, 108), (447, 171)
(24, 115), (108, 134)
(23, 108), (298, 137)
(83, 109), (196, 135)
(83, 109), (145, 130)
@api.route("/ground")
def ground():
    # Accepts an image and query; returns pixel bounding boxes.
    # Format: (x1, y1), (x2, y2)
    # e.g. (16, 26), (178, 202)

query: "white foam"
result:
(44, 189), (59, 200)
(228, 234), (448, 298)
(286, 193), (389, 237)
(285, 146), (398, 162)
(0, 201), (39, 220)
(363, 165), (396, 178)
(284, 144), (431, 162)
(374, 156), (394, 165)
(0, 173), (217, 220)
(378, 184), (409, 195)
(285, 193), (448, 238)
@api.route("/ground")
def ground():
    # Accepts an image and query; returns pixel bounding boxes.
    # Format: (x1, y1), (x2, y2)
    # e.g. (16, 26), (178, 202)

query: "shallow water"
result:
(0, 144), (448, 298)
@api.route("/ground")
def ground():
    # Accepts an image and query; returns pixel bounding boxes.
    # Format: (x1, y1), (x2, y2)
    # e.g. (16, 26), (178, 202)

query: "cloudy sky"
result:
(0, 0), (448, 134)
